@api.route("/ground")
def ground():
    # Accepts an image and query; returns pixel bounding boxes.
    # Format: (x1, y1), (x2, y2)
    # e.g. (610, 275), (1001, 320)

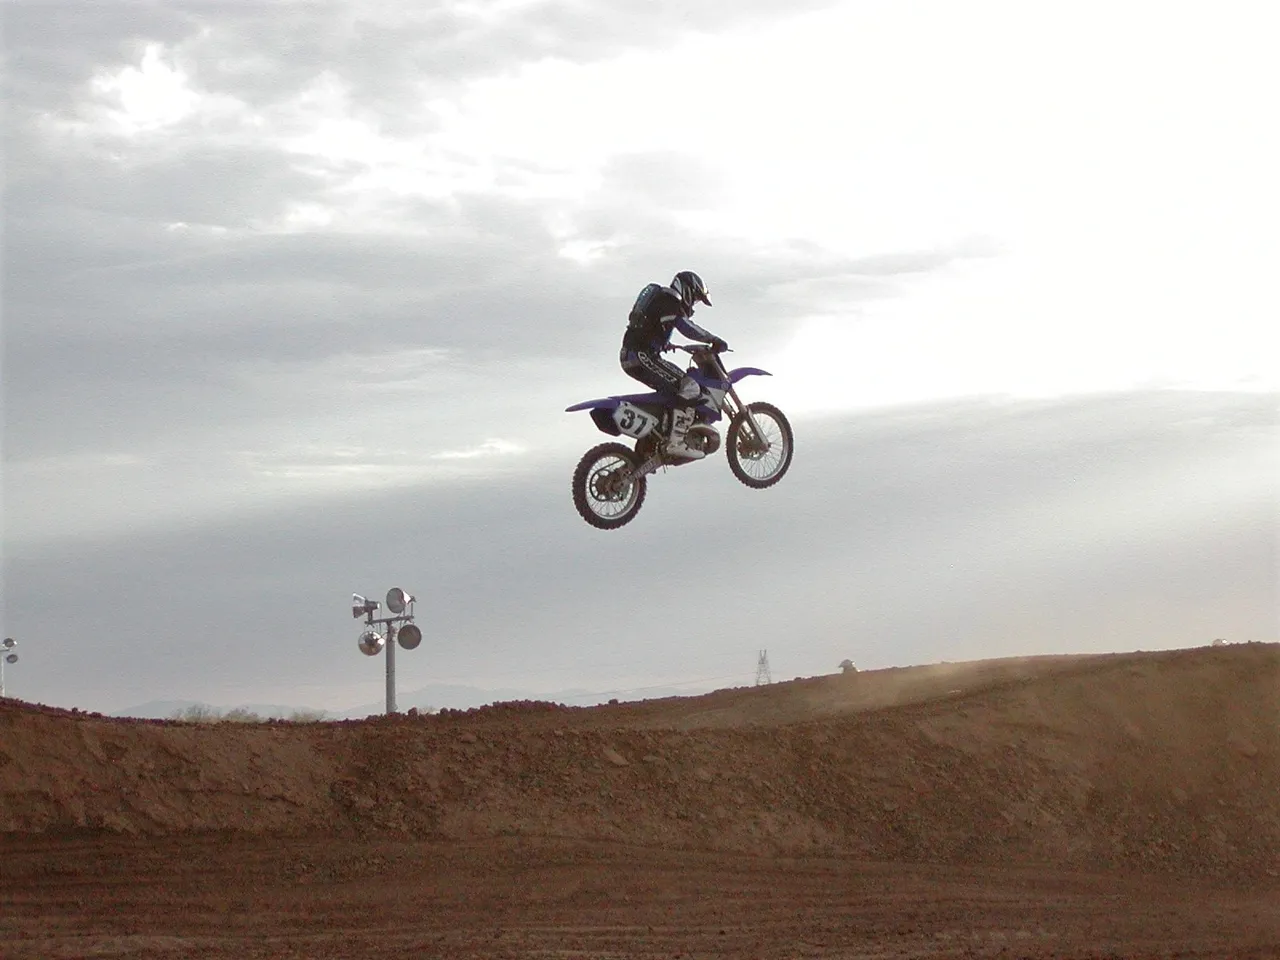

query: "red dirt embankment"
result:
(1, 644), (1276, 882)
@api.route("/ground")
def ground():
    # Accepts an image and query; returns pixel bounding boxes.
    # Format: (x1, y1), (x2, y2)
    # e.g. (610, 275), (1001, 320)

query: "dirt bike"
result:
(565, 343), (794, 529)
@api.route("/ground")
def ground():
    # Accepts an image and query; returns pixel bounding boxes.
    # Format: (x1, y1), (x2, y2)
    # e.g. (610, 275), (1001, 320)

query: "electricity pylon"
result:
(755, 649), (771, 685)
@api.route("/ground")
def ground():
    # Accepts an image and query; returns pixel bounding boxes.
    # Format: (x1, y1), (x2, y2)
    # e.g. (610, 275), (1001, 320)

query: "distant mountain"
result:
(112, 699), (329, 720)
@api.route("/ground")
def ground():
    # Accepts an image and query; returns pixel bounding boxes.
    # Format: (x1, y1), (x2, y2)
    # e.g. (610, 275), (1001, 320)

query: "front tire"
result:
(572, 442), (647, 529)
(727, 402), (793, 489)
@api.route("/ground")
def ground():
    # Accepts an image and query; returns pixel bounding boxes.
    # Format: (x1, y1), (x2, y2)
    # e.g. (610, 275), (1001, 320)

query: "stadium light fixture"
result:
(396, 624), (422, 650)
(358, 629), (386, 657)
(349, 588), (423, 714)
(385, 587), (415, 615)
(1, 638), (18, 698)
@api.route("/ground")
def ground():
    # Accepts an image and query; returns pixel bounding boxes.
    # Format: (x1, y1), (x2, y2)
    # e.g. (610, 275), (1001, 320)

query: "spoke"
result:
(737, 414), (787, 479)
(587, 457), (635, 517)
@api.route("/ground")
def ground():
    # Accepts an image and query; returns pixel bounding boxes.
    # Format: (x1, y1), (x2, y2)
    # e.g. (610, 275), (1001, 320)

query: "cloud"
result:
(433, 439), (526, 460)
(2, 3), (200, 114)
(4, 0), (837, 123)
(3, 108), (983, 477)
(594, 152), (730, 211)
(3, 0), (993, 479)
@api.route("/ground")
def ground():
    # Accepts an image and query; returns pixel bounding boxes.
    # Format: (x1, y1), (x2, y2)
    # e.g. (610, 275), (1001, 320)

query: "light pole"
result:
(351, 588), (422, 715)
(1, 637), (18, 698)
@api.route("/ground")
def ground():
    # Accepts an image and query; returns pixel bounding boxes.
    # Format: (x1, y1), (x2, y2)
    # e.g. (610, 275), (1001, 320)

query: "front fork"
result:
(724, 388), (769, 454)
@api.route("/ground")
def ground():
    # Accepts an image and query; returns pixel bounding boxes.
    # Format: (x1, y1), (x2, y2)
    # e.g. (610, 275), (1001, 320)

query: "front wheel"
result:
(727, 402), (793, 489)
(572, 442), (647, 529)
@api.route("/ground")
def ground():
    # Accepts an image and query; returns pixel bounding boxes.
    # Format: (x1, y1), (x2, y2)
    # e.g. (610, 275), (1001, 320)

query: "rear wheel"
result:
(572, 442), (647, 529)
(727, 402), (793, 489)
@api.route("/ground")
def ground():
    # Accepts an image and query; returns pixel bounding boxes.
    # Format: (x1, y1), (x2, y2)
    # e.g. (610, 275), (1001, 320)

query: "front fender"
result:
(727, 366), (771, 383)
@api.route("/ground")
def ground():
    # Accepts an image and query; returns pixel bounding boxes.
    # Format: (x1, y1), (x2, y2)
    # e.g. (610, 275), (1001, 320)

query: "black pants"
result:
(619, 347), (686, 396)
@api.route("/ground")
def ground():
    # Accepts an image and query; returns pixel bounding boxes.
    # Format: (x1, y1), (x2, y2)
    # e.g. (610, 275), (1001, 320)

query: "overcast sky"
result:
(2, 0), (1276, 715)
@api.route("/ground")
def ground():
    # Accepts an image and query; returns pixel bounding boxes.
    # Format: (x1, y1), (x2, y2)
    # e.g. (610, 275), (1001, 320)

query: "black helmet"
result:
(671, 270), (712, 310)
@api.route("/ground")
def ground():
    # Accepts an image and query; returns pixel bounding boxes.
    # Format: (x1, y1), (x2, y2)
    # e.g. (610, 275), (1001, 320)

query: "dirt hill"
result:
(2, 643), (1276, 883)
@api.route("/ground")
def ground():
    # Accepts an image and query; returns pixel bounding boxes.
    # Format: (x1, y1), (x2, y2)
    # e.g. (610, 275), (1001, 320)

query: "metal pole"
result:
(385, 623), (397, 715)
(1, 656), (5, 698)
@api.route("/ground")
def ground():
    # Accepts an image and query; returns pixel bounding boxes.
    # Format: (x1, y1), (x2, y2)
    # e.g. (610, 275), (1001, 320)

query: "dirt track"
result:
(2, 643), (1278, 958)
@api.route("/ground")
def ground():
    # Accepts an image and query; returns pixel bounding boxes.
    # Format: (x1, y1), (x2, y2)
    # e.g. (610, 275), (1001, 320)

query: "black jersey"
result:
(622, 283), (716, 352)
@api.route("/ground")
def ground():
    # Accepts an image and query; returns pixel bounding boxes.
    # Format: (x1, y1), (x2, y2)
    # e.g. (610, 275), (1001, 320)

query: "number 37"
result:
(618, 407), (649, 434)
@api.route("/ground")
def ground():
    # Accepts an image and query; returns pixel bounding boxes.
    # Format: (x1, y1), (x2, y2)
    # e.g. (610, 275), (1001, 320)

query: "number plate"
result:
(612, 402), (658, 439)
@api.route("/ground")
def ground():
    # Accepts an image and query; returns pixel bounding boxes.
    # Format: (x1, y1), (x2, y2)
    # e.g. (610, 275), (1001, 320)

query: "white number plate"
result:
(613, 402), (658, 439)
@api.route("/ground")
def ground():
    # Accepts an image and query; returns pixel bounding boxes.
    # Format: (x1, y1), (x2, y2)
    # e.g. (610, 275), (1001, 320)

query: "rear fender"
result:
(569, 399), (666, 439)
(566, 390), (675, 413)
(566, 397), (621, 413)
(590, 408), (622, 436)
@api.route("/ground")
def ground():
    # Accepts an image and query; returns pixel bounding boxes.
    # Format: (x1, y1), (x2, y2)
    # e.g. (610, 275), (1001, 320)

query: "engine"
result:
(687, 424), (721, 456)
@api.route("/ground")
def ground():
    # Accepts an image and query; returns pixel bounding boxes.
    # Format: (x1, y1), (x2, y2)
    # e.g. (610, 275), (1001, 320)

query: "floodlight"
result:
(397, 624), (422, 650)
(385, 587), (415, 615)
(351, 594), (380, 619)
(357, 629), (385, 656)
(4, 653), (16, 665)
(2, 637), (14, 649)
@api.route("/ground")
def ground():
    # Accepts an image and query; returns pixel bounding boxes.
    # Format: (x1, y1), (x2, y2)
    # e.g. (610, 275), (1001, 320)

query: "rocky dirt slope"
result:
(2, 644), (1276, 882)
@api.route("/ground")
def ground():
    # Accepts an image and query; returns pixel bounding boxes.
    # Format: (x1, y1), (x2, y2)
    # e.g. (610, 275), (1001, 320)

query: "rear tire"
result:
(727, 402), (793, 489)
(572, 442), (647, 529)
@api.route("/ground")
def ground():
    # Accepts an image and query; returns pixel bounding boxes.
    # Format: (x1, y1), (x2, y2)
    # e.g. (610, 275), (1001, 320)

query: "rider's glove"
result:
(710, 337), (729, 352)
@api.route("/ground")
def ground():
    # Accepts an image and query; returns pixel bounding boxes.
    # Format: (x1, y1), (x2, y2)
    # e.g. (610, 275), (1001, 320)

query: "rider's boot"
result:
(664, 405), (706, 460)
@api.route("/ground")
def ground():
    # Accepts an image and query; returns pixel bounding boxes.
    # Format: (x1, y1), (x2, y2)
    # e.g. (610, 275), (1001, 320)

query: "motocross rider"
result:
(620, 270), (728, 460)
